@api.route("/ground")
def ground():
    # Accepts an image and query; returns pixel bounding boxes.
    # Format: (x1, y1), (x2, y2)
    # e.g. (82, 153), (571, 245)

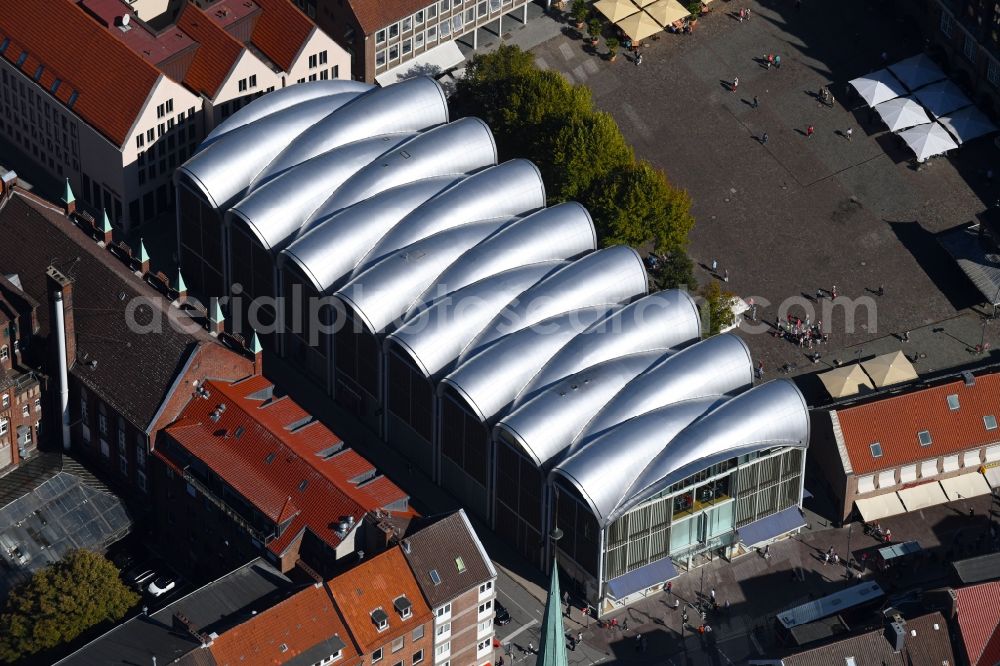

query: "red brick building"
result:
(153, 374), (411, 580)
(954, 581), (1000, 666)
(0, 273), (42, 472)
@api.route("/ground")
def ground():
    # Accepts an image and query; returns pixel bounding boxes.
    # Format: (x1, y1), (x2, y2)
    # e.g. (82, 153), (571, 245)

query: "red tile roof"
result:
(956, 581), (1000, 666)
(163, 376), (409, 557)
(835, 373), (1000, 475)
(0, 0), (161, 147)
(209, 583), (360, 666)
(326, 548), (432, 652)
(175, 3), (246, 99)
(248, 0), (314, 71)
(347, 0), (430, 35)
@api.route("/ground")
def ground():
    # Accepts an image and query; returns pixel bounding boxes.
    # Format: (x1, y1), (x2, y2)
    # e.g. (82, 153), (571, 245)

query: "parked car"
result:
(147, 575), (177, 597)
(494, 601), (511, 626)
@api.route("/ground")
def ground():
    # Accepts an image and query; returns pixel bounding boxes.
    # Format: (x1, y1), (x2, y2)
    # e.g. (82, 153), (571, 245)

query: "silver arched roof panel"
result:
(461, 246), (648, 363)
(280, 177), (462, 292)
(513, 290), (701, 408)
(335, 219), (510, 334)
(177, 94), (360, 209)
(250, 77), (448, 188)
(386, 262), (565, 378)
(314, 118), (498, 219)
(440, 306), (613, 423)
(355, 160), (545, 275)
(226, 133), (415, 252)
(573, 334), (754, 449)
(552, 397), (725, 525)
(202, 80), (372, 146)
(610, 379), (809, 521)
(494, 351), (666, 469)
(409, 202), (595, 315)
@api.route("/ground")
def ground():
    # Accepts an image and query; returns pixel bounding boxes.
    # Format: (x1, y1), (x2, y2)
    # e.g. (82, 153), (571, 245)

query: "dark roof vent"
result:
(233, 426), (245, 439)
(963, 371), (976, 386)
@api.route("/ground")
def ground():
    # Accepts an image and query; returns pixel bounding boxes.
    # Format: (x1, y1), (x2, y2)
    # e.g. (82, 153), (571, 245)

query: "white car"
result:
(147, 575), (176, 597)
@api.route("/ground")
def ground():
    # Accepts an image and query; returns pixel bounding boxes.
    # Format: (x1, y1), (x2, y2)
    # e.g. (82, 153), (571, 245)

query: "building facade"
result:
(0, 272), (42, 472)
(0, 0), (348, 231)
(811, 368), (1000, 524)
(293, 0), (531, 83)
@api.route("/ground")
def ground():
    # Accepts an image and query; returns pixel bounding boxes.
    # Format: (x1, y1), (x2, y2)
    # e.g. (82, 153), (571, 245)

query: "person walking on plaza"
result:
(846, 127), (853, 141)
(774, 54), (781, 68)
(635, 52), (643, 66)
(752, 95), (759, 109)
(667, 581), (673, 597)
(732, 76), (739, 92)
(761, 131), (768, 145)
(724, 268), (730, 282)
(806, 124), (814, 138)
(623, 618), (629, 632)
(710, 588), (716, 602)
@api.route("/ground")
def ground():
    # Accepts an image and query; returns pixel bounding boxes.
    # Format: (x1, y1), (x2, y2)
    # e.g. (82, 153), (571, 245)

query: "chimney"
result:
(1, 171), (17, 200)
(46, 267), (76, 365)
(61, 178), (76, 215)
(138, 238), (150, 275)
(99, 209), (113, 246)
(172, 612), (202, 641)
(884, 614), (906, 653)
(250, 329), (263, 375)
(209, 299), (225, 335)
(47, 266), (75, 452)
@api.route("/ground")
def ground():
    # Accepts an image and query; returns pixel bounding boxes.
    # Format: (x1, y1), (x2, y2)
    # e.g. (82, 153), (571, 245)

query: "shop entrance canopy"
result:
(849, 69), (907, 108)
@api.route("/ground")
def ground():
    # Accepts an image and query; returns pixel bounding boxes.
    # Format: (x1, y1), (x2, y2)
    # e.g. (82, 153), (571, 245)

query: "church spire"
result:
(536, 557), (569, 666)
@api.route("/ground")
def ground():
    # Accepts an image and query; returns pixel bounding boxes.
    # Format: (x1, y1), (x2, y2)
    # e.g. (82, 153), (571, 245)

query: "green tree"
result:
(586, 160), (695, 254)
(548, 111), (634, 201)
(653, 250), (697, 291)
(702, 280), (735, 336)
(0, 549), (139, 661)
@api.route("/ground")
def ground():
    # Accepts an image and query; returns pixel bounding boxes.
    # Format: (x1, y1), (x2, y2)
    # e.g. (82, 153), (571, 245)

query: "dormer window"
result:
(394, 595), (413, 619)
(372, 608), (389, 632)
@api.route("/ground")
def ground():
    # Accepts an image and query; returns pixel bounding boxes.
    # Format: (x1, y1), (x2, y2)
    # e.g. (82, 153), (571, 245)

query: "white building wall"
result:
(286, 27), (350, 84)
(206, 49), (282, 130)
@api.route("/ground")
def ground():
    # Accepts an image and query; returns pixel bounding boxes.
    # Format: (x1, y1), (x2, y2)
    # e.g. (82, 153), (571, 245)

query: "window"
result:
(428, 5), (437, 19)
(100, 438), (110, 457)
(453, 14), (463, 32)
(415, 10), (424, 25)
(34, 398), (40, 413)
(427, 25), (437, 42)
(478, 600), (492, 614)
(377, 29), (386, 44)
(372, 608), (389, 631)
(477, 639), (491, 653)
(403, 17), (412, 31)
(437, 622), (451, 636)
(119, 450), (128, 475)
(440, 20), (451, 37)
(415, 31), (424, 49)
(480, 581), (493, 594)
(392, 636), (404, 653)
(239, 78), (248, 92)
(21, 404), (29, 418)
(0, 418), (7, 435)
(456, 556), (466, 572)
(136, 133), (144, 148)
(250, 74), (257, 88)
(478, 1), (487, 17)
(435, 643), (450, 657)
(430, 569), (441, 585)
(940, 11), (955, 38)
(372, 648), (383, 663)
(412, 650), (424, 665)
(441, 0), (450, 10)
(389, 23), (399, 38)
(465, 7), (474, 22)
(320, 69), (329, 80)
(24, 427), (32, 444)
(965, 34), (977, 62)
(312, 651), (342, 666)
(402, 38), (412, 55)
(146, 128), (154, 142)
(320, 50), (328, 64)
(389, 45), (399, 60)
(985, 415), (998, 430)
(990, 59), (1000, 87)
(435, 603), (451, 620)
(870, 442), (883, 458)
(99, 413), (108, 436)
(309, 54), (318, 68)
(166, 99), (173, 113)
(918, 430), (932, 446)
(0, 345), (7, 361)
(376, 50), (386, 68)
(157, 103), (165, 118)
(1, 394), (8, 408)
(413, 625), (424, 641)
(947, 394), (960, 411)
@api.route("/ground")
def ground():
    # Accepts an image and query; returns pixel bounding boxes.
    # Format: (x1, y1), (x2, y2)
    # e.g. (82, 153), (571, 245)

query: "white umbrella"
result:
(874, 96), (930, 132)
(913, 79), (972, 118)
(888, 53), (946, 91)
(897, 123), (959, 162)
(937, 106), (999, 145)
(849, 68), (907, 108)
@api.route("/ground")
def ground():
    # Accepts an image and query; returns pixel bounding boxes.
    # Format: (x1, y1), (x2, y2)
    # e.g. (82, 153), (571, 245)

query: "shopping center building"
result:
(175, 77), (812, 611)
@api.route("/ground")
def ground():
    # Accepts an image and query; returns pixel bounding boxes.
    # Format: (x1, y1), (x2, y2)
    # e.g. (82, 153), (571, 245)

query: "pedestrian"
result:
(635, 635), (642, 652)
(641, 636), (648, 652)
(756, 360), (764, 380)
(766, 53), (774, 69)
(710, 588), (716, 602)
(698, 624), (706, 635)
(682, 609), (689, 624)
(745, 7), (751, 20)
(724, 599), (731, 612)
(877, 284), (884, 296)
(667, 581), (673, 596)
(705, 624), (713, 633)
(902, 330), (910, 342)
(833, 553), (840, 565)
(806, 124), (814, 138)
(527, 642), (534, 655)
(578, 632), (583, 645)
(623, 618), (629, 632)
(846, 127), (853, 141)
(764, 544), (771, 559)
(724, 268), (730, 282)
(674, 598), (680, 609)
(711, 258), (718, 272)
(635, 52), (643, 66)
(774, 54), (781, 68)
(732, 76), (739, 92)
(969, 507), (975, 517)
(570, 637), (576, 651)
(823, 552), (830, 565)
(761, 132), (768, 145)
(752, 95), (759, 109)
(831, 285), (838, 298)
(738, 7), (745, 21)
(884, 529), (892, 542)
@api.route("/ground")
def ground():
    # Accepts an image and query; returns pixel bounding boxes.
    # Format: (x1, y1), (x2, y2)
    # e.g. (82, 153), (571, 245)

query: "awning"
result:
(861, 351), (918, 387)
(896, 122), (959, 162)
(595, 0), (639, 22)
(606, 555), (677, 599)
(738, 506), (806, 546)
(849, 68), (907, 107)
(937, 224), (1000, 307)
(940, 472), (993, 500)
(912, 79), (971, 118)
(855, 493), (906, 521)
(985, 466), (1000, 488)
(643, 0), (690, 26)
(874, 96), (931, 132)
(897, 482), (949, 511)
(375, 41), (465, 86)
(877, 540), (922, 562)
(616, 10), (662, 41)
(888, 53), (946, 91)
(819, 364), (874, 398)
(937, 106), (998, 144)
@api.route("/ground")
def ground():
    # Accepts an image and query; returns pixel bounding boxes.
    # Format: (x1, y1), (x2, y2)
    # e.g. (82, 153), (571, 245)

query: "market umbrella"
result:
(888, 53), (946, 91)
(937, 106), (999, 144)
(616, 10), (662, 40)
(848, 68), (907, 108)
(818, 364), (874, 399)
(595, 0), (639, 22)
(630, 0), (658, 7)
(896, 122), (959, 162)
(912, 79), (972, 118)
(861, 351), (918, 388)
(873, 96), (930, 132)
(644, 0), (690, 26)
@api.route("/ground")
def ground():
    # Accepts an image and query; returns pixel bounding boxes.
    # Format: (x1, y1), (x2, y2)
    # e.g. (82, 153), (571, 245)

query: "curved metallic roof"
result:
(552, 397), (725, 525)
(460, 246), (648, 363)
(572, 334), (754, 450)
(513, 290), (701, 408)
(354, 160), (545, 275)
(386, 262), (565, 378)
(408, 202), (595, 317)
(495, 351), (667, 469)
(314, 118), (499, 219)
(280, 177), (462, 292)
(251, 77), (448, 188)
(440, 306), (614, 422)
(177, 93), (363, 209)
(335, 219), (511, 334)
(608, 379), (809, 521)
(227, 133), (416, 251)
